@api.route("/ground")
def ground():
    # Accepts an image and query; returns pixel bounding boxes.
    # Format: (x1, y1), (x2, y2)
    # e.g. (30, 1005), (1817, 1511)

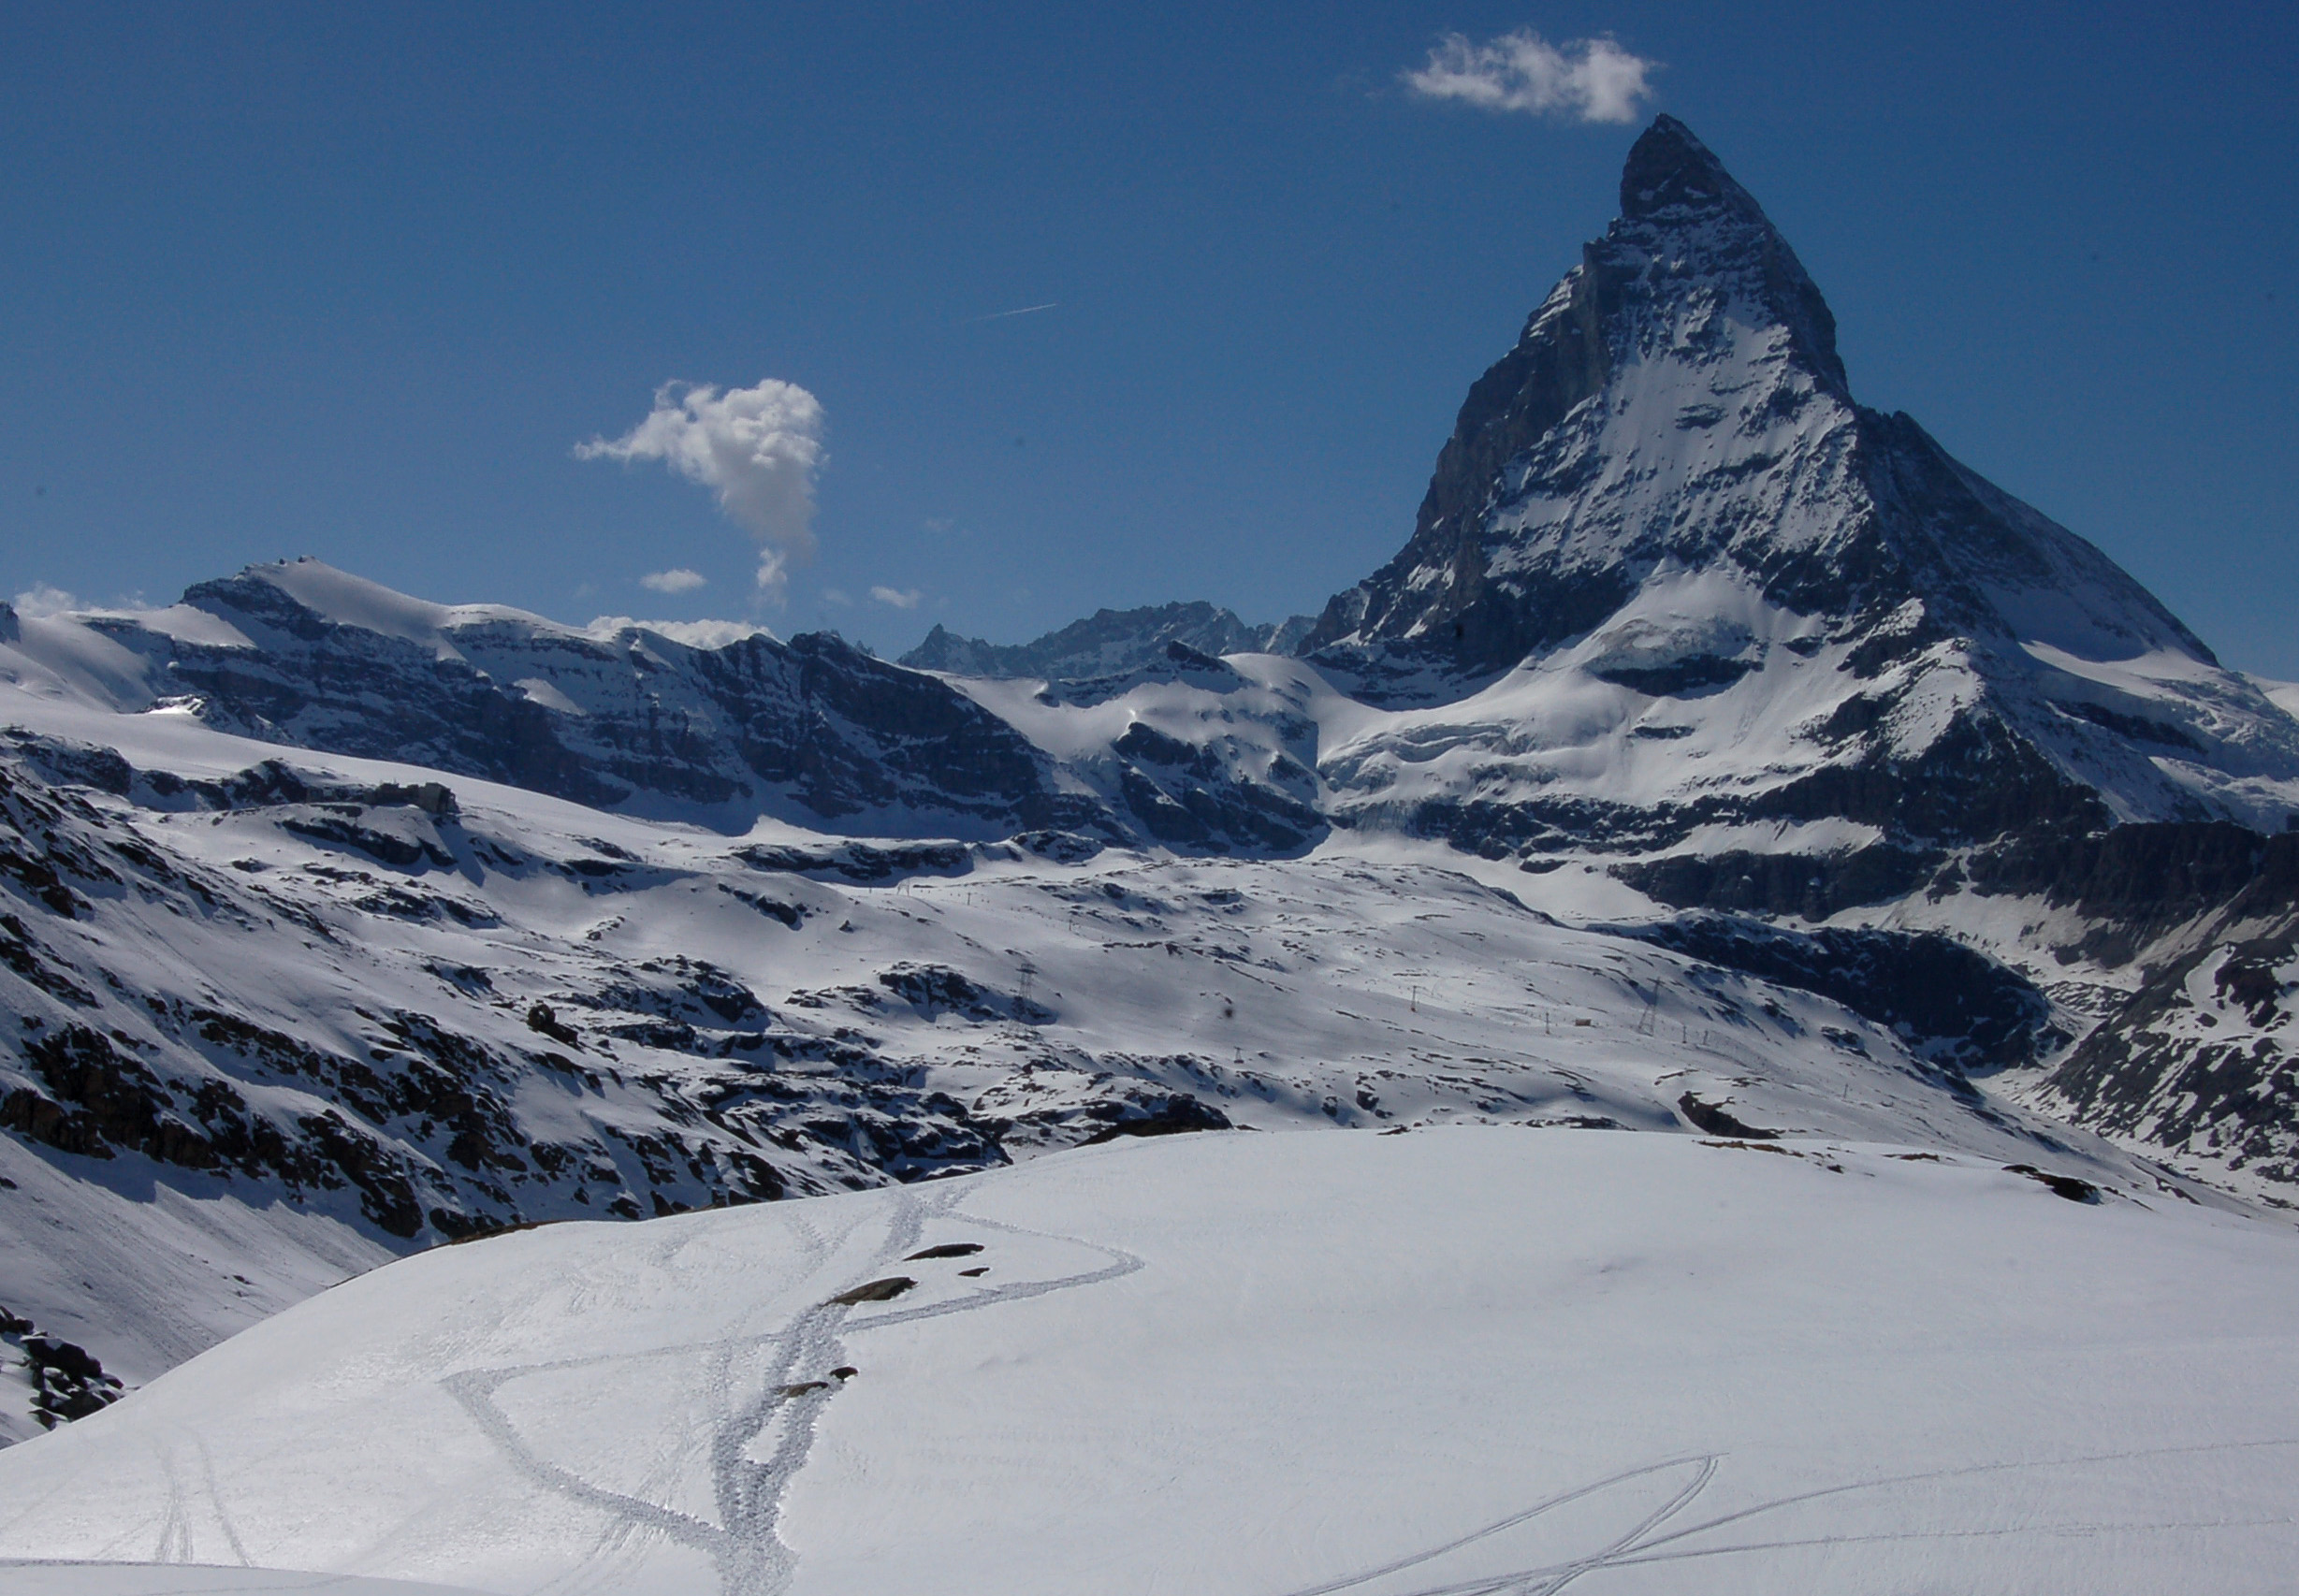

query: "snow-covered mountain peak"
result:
(1300, 115), (2234, 697)
(1289, 114), (2299, 850)
(184, 559), (558, 661)
(1608, 112), (1845, 389)
(1297, 115), (1870, 684)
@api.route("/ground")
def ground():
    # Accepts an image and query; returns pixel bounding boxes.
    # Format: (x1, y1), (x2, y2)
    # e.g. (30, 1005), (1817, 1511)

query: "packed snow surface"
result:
(2, 1128), (2294, 1595)
(0, 1570), (484, 1595)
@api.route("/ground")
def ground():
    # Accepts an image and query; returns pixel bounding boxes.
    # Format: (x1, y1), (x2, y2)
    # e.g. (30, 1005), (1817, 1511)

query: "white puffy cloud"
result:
(1404, 29), (1656, 123)
(639, 568), (707, 595)
(869, 586), (922, 610)
(577, 379), (825, 600)
(10, 583), (81, 618)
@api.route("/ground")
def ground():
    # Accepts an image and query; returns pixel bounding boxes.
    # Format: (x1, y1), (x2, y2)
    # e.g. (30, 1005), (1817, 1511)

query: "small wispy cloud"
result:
(10, 583), (80, 618)
(961, 302), (1058, 325)
(1404, 29), (1656, 124)
(576, 378), (825, 601)
(639, 568), (707, 595)
(822, 588), (853, 607)
(869, 586), (922, 610)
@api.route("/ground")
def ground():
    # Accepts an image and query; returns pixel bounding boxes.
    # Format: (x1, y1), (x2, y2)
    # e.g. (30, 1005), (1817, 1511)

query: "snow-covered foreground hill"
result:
(0, 1572), (475, 1595)
(3, 1128), (2295, 1594)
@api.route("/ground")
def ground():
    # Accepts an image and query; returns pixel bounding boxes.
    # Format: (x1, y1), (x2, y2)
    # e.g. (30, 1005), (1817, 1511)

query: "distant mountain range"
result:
(902, 602), (1315, 681)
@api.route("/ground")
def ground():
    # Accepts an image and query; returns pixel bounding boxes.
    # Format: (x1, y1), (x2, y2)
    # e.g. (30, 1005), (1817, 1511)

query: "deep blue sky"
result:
(4, 3), (2295, 671)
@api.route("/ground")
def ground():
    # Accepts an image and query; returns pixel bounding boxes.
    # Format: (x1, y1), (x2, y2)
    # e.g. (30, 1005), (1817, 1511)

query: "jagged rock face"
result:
(0, 751), (864, 1242)
(0, 738), (1263, 1324)
(0, 1308), (123, 1444)
(2032, 840), (2299, 1206)
(2043, 928), (2299, 1204)
(904, 602), (1312, 681)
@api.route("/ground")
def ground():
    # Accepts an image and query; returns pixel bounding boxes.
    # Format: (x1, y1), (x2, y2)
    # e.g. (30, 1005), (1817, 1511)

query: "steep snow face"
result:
(0, 1136), (391, 1447)
(1302, 114), (2207, 679)
(944, 646), (1328, 852)
(1294, 116), (2299, 843)
(2251, 675), (2299, 722)
(1306, 118), (1865, 674)
(4, 1129), (2296, 1595)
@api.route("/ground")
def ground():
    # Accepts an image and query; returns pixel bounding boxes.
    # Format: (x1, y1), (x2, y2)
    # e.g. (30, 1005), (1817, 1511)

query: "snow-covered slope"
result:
(4, 1128), (2295, 1594)
(5, 669), (2161, 1428)
(0, 1572), (484, 1595)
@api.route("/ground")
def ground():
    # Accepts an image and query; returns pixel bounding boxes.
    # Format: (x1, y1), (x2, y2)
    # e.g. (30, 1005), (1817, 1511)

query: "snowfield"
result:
(2, 1127), (2295, 1594)
(0, 1571), (480, 1595)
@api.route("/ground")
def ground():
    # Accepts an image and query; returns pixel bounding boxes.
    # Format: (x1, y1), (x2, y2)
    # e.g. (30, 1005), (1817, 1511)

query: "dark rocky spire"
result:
(1619, 113), (1764, 223)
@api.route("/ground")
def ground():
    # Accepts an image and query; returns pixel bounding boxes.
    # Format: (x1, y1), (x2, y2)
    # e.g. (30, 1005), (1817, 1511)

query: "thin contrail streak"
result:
(961, 302), (1058, 324)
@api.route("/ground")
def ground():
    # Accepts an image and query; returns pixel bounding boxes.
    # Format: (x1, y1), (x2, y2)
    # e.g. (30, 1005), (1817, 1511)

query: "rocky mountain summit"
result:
(1301, 114), (2297, 840)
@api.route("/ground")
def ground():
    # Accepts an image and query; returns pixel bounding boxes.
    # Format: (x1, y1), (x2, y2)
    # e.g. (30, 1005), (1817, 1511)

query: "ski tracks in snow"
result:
(442, 1186), (1143, 1596)
(1278, 1438), (2299, 1596)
